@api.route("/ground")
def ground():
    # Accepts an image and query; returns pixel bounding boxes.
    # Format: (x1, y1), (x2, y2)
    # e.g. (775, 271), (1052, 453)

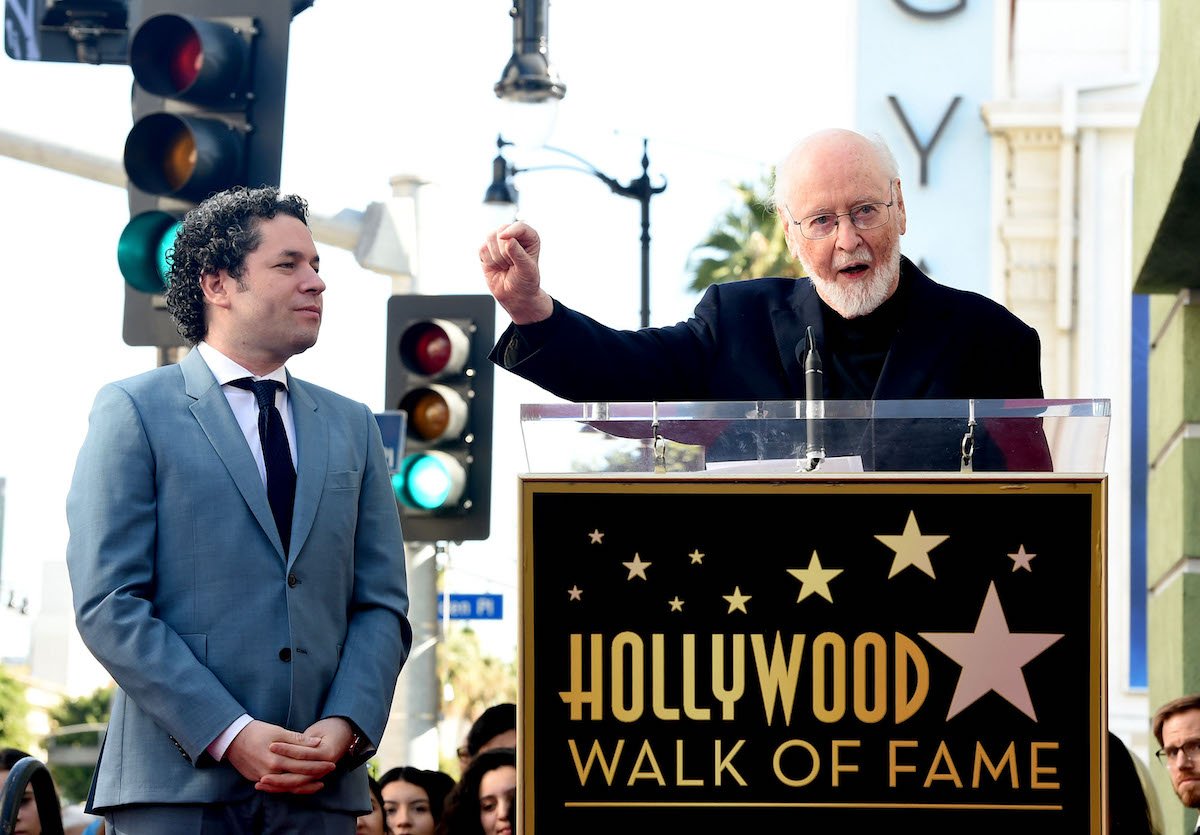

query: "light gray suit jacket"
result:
(66, 348), (411, 814)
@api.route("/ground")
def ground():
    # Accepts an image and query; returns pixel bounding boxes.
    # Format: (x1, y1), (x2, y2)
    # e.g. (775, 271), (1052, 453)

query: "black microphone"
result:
(801, 326), (824, 470)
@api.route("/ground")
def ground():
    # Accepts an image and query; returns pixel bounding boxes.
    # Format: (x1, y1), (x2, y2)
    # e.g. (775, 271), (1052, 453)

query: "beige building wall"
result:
(983, 0), (1159, 762)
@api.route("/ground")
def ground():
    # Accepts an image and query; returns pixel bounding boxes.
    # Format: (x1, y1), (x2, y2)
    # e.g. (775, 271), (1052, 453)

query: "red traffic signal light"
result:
(386, 296), (496, 542)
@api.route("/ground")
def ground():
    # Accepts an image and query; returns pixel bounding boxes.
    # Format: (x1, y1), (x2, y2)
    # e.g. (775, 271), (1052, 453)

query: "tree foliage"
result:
(45, 685), (112, 803)
(0, 664), (31, 751)
(687, 177), (805, 292)
(438, 625), (516, 723)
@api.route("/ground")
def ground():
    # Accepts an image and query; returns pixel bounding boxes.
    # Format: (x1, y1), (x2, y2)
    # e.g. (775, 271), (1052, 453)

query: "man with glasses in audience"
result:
(1153, 694), (1200, 830)
(478, 128), (1043, 409)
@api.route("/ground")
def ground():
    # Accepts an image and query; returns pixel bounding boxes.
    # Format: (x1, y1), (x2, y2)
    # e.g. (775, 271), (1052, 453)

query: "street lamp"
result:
(493, 0), (565, 103)
(484, 134), (666, 328)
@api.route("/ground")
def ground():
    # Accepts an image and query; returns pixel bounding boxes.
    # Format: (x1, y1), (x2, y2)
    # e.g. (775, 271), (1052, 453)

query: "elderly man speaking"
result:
(478, 128), (1042, 405)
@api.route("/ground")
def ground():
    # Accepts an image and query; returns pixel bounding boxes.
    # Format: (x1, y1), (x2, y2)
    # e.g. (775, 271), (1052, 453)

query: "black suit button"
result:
(287, 573), (298, 588)
(279, 648), (292, 662)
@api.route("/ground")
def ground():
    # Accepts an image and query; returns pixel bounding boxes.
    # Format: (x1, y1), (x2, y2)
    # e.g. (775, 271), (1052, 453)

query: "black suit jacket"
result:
(492, 258), (1048, 471)
(493, 257), (1043, 403)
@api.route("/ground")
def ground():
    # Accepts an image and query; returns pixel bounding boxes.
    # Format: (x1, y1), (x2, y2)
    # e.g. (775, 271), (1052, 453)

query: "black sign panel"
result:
(520, 476), (1105, 835)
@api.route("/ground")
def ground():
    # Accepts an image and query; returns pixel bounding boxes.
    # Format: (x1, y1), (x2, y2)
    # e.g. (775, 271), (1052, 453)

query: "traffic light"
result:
(117, 0), (297, 347)
(3, 1), (129, 64)
(386, 295), (496, 543)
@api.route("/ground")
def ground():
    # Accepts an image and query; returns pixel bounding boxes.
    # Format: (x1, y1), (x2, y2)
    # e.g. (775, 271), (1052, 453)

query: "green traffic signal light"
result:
(117, 210), (181, 293)
(392, 452), (466, 511)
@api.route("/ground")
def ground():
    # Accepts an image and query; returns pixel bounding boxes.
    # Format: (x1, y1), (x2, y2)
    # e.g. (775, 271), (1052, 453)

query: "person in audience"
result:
(0, 748), (60, 835)
(457, 703), (516, 773)
(356, 777), (386, 835)
(379, 766), (455, 835)
(436, 748), (515, 835)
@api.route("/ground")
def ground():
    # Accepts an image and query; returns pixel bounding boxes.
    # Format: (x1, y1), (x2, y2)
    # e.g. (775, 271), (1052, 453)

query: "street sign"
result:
(438, 593), (504, 620)
(374, 411), (408, 474)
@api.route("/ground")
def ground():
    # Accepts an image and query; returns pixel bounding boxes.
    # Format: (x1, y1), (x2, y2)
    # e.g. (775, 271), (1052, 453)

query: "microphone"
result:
(801, 326), (825, 470)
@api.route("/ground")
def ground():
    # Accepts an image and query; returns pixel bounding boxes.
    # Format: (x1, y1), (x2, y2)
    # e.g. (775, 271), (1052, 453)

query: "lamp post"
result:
(484, 134), (666, 328)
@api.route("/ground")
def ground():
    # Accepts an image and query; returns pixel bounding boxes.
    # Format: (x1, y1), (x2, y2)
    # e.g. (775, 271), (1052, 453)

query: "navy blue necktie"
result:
(231, 378), (296, 552)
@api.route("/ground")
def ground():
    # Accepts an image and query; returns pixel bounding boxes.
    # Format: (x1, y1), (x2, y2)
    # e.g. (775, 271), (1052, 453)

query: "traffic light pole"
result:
(378, 540), (442, 770)
(0, 127), (415, 280)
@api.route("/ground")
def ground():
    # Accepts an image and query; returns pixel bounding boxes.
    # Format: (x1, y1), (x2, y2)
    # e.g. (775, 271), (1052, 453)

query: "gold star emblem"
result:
(622, 553), (652, 580)
(668, 596), (684, 612)
(567, 585), (582, 601)
(688, 549), (705, 564)
(787, 550), (843, 603)
(588, 529), (604, 544)
(1008, 545), (1036, 572)
(723, 586), (751, 614)
(874, 510), (949, 579)
(920, 582), (1064, 720)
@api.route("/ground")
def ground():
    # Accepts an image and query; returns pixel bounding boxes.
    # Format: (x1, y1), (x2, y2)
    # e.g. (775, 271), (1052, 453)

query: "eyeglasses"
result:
(1155, 738), (1200, 767)
(785, 182), (895, 240)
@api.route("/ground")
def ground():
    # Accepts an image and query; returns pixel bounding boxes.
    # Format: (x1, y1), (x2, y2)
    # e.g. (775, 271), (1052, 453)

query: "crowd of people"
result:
(1, 703), (518, 835)
(354, 704), (515, 835)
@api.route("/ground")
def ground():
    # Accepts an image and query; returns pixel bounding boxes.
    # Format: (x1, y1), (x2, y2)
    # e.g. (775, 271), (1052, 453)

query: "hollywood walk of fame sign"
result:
(518, 474), (1106, 835)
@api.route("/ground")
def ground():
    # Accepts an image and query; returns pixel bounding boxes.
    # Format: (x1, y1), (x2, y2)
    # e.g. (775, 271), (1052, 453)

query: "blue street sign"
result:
(373, 411), (407, 474)
(439, 593), (504, 620)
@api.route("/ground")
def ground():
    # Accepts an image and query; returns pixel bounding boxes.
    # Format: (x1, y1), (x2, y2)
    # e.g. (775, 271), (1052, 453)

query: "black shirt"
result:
(819, 276), (908, 399)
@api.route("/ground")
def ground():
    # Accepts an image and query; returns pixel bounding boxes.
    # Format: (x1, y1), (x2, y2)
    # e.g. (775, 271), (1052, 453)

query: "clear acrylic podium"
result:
(517, 398), (1110, 474)
(516, 399), (1110, 835)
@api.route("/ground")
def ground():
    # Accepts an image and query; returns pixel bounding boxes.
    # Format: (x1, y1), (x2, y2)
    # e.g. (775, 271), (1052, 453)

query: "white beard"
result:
(801, 240), (901, 319)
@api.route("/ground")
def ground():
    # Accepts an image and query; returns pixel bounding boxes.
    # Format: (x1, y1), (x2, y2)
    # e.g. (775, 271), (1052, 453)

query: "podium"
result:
(515, 399), (1110, 835)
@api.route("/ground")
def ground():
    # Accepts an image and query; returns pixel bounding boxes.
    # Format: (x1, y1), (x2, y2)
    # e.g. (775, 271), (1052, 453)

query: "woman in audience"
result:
(0, 748), (60, 835)
(356, 777), (387, 835)
(436, 747), (515, 835)
(379, 766), (455, 835)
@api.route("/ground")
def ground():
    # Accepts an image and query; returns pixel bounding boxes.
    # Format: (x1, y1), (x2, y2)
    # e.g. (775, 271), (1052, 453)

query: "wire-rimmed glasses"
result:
(784, 181), (896, 240)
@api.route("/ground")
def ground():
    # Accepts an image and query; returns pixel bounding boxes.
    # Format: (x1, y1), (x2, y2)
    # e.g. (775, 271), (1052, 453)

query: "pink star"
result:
(920, 582), (1063, 720)
(1007, 545), (1036, 572)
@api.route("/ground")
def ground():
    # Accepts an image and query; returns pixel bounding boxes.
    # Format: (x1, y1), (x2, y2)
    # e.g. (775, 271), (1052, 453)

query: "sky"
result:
(0, 0), (854, 663)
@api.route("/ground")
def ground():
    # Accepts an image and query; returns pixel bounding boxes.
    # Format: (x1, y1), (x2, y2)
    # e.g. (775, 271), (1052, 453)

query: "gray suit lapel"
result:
(182, 349), (287, 559)
(287, 376), (327, 568)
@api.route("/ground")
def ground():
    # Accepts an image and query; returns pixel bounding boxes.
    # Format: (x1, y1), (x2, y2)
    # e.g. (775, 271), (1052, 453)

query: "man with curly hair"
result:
(66, 186), (411, 834)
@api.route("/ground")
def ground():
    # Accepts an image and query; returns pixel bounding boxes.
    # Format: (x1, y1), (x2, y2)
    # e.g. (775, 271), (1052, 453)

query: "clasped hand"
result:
(225, 717), (354, 795)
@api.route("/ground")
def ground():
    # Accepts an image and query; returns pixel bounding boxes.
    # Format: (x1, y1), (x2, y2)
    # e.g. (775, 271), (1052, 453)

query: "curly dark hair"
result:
(164, 185), (309, 345)
(436, 747), (516, 835)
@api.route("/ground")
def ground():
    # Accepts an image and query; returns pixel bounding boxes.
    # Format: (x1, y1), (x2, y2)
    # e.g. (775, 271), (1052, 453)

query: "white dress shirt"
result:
(195, 342), (296, 760)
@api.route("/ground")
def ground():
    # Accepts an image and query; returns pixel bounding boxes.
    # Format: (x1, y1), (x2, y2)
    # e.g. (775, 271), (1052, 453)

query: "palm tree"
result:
(687, 176), (805, 292)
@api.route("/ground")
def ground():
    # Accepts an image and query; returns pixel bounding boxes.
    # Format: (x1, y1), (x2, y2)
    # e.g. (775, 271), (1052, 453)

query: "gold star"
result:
(723, 586), (751, 614)
(787, 550), (843, 604)
(567, 585), (582, 601)
(874, 510), (949, 579)
(588, 529), (604, 544)
(623, 553), (652, 580)
(919, 582), (1064, 720)
(668, 596), (684, 612)
(1008, 545), (1036, 572)
(688, 549), (705, 564)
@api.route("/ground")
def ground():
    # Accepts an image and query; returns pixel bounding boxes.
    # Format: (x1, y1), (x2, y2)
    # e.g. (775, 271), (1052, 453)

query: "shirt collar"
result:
(197, 342), (289, 389)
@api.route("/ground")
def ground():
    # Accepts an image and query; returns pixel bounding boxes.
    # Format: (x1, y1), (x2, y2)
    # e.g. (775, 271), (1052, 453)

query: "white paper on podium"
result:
(703, 455), (865, 474)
